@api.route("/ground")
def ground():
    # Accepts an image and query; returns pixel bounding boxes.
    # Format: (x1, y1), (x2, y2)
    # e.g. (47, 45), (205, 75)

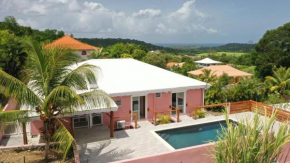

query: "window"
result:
(156, 93), (162, 98)
(92, 113), (102, 126)
(82, 50), (87, 55)
(73, 115), (89, 128)
(116, 99), (122, 106)
(4, 122), (18, 135)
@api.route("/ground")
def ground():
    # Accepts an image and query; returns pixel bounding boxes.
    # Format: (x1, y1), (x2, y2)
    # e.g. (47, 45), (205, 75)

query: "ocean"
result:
(154, 43), (225, 47)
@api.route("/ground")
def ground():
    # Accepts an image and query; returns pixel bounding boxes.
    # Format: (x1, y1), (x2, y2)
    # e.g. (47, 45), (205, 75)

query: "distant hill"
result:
(171, 43), (255, 54)
(77, 38), (180, 53)
(215, 43), (255, 52)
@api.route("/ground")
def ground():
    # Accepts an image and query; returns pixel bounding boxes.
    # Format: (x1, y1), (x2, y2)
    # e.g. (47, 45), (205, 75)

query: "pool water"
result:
(156, 120), (230, 149)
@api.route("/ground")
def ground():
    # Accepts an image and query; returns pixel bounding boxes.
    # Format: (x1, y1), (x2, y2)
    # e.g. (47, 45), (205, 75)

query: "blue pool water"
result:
(156, 120), (230, 149)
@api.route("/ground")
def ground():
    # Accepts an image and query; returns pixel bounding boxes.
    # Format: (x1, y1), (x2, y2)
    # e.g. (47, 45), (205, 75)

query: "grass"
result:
(235, 65), (256, 75)
(196, 51), (246, 57)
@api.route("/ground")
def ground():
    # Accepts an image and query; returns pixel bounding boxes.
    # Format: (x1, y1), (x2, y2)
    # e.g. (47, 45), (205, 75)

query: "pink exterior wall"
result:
(30, 120), (43, 136)
(278, 141), (290, 162)
(30, 117), (73, 136)
(115, 141), (290, 163)
(103, 96), (132, 129)
(63, 117), (73, 135)
(147, 92), (171, 120)
(3, 99), (18, 111)
(114, 143), (213, 163)
(186, 89), (204, 116)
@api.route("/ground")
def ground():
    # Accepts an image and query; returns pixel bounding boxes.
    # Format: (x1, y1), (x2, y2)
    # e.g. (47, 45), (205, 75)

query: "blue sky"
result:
(1, 0), (290, 44)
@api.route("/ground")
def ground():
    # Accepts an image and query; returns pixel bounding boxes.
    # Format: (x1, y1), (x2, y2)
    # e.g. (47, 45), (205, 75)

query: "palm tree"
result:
(197, 69), (217, 84)
(0, 40), (113, 161)
(265, 67), (290, 95)
(87, 48), (109, 59)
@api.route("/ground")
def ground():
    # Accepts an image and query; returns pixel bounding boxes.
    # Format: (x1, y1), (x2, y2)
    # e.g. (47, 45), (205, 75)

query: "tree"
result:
(121, 53), (133, 58)
(265, 67), (290, 95)
(218, 73), (232, 86)
(87, 48), (110, 59)
(255, 22), (290, 78)
(0, 40), (113, 161)
(143, 54), (166, 69)
(197, 69), (217, 84)
(213, 110), (290, 163)
(0, 30), (27, 79)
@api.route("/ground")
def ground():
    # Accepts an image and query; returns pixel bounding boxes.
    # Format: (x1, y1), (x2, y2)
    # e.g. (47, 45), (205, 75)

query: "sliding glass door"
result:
(172, 92), (185, 113)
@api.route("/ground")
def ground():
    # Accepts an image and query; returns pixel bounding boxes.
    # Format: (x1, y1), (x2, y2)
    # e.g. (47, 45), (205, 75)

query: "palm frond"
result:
(53, 118), (75, 162)
(0, 110), (28, 123)
(0, 69), (42, 107)
(78, 89), (113, 111)
(42, 86), (84, 115)
(61, 64), (100, 90)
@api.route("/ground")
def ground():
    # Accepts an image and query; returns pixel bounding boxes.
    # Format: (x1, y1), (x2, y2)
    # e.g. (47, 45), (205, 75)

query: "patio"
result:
(76, 112), (257, 163)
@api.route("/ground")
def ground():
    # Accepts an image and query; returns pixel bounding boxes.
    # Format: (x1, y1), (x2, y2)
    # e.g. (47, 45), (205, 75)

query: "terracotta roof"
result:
(188, 65), (252, 77)
(45, 35), (100, 50)
(166, 62), (185, 68)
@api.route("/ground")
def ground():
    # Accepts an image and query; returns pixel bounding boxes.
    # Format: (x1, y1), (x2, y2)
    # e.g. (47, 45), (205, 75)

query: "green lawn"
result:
(196, 52), (246, 57)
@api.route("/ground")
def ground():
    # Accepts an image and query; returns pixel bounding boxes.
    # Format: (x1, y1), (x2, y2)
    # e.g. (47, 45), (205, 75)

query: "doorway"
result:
(132, 96), (146, 120)
(172, 92), (185, 113)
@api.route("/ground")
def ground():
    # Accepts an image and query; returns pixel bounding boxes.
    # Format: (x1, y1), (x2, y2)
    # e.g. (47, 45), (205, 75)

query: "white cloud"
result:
(0, 0), (218, 38)
(24, 4), (47, 15)
(84, 2), (105, 10)
(132, 9), (161, 18)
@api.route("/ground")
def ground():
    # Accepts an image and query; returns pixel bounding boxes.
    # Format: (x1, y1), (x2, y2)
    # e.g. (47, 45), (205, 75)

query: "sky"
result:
(1, 0), (290, 44)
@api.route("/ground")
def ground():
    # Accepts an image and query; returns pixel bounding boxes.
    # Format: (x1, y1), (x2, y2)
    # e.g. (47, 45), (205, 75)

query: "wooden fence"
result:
(188, 100), (290, 123)
(147, 107), (180, 126)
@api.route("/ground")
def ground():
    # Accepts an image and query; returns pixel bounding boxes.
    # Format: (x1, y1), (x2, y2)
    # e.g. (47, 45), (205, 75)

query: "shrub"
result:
(212, 109), (290, 162)
(193, 109), (207, 118)
(157, 114), (171, 125)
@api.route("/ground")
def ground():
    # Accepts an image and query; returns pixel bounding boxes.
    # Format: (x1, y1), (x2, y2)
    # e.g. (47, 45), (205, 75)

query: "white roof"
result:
(195, 58), (222, 64)
(72, 58), (209, 97)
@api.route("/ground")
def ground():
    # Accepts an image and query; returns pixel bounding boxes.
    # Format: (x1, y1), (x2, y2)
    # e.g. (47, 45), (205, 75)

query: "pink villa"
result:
(0, 58), (208, 142)
(0, 36), (208, 144)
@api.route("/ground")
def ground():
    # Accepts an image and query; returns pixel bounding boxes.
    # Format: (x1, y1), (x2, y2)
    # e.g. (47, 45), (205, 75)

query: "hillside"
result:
(77, 38), (180, 53)
(171, 43), (255, 54)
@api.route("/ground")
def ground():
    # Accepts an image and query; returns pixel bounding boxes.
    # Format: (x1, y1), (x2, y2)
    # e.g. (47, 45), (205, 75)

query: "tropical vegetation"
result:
(157, 114), (171, 125)
(0, 40), (113, 161)
(213, 109), (290, 163)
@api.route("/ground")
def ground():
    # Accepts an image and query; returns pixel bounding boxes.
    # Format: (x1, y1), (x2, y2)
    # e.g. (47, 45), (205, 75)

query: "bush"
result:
(157, 114), (171, 125)
(193, 109), (207, 118)
(212, 110), (290, 162)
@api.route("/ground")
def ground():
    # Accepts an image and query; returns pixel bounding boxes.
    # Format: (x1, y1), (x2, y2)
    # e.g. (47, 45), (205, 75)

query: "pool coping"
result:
(150, 117), (237, 151)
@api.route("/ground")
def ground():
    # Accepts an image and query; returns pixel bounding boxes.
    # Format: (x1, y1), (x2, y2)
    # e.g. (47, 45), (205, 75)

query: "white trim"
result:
(171, 92), (186, 114)
(110, 86), (209, 97)
(151, 118), (237, 150)
(202, 89), (204, 106)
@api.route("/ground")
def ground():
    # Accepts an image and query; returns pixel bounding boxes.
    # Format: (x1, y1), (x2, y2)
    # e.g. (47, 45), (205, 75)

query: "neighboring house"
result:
(195, 58), (221, 67)
(45, 35), (100, 60)
(188, 65), (252, 82)
(166, 62), (185, 68)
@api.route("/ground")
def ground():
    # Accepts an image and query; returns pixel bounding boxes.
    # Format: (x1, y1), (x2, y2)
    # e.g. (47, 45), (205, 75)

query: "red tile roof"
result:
(45, 35), (100, 50)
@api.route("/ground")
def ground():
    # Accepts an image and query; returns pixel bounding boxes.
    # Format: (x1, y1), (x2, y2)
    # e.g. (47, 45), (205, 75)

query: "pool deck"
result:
(76, 112), (259, 163)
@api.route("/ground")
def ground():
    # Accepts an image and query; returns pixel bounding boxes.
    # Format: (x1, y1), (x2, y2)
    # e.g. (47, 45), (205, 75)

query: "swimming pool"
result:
(155, 120), (233, 149)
